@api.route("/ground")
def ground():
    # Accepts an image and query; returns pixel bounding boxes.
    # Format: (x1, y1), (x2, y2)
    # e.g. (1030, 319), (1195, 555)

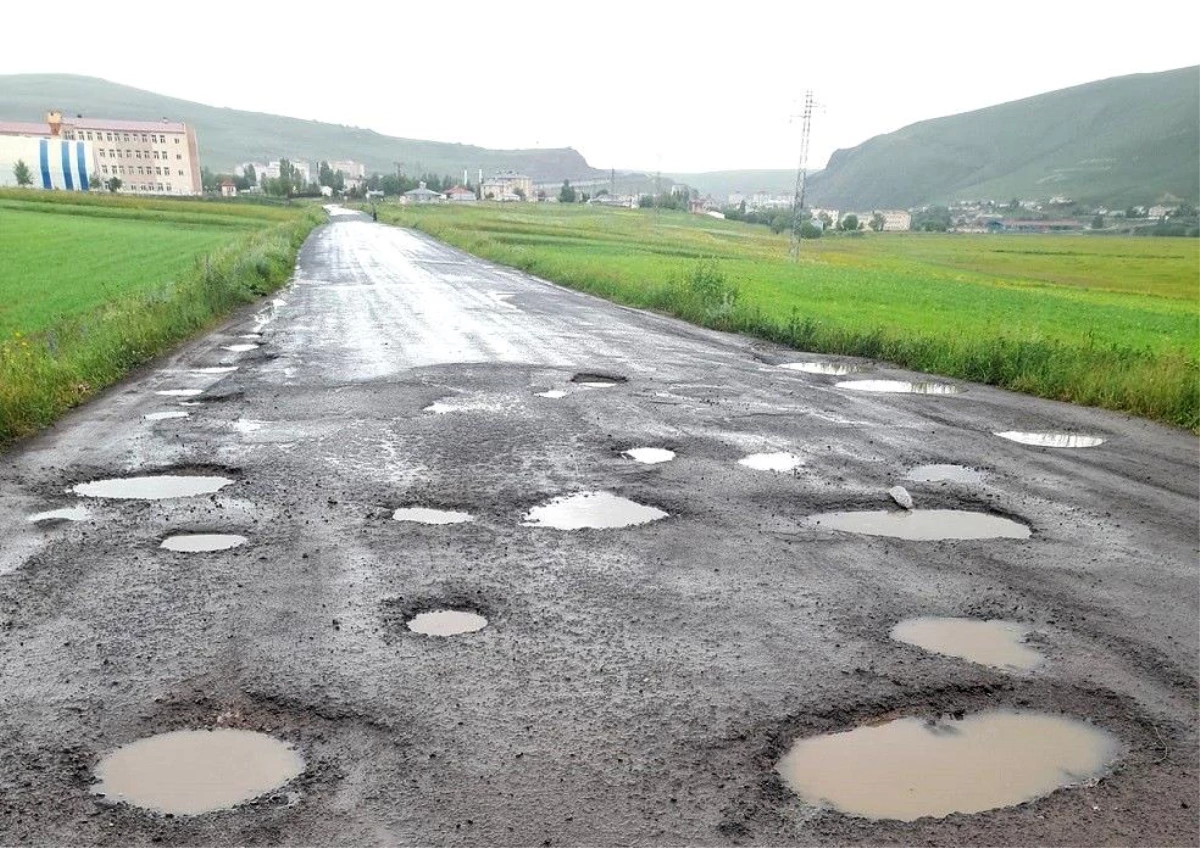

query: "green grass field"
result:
(379, 203), (1199, 429)
(0, 190), (321, 445)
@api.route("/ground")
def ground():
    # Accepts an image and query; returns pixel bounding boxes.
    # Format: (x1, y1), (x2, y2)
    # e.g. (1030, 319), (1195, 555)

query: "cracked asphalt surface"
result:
(1, 208), (1197, 846)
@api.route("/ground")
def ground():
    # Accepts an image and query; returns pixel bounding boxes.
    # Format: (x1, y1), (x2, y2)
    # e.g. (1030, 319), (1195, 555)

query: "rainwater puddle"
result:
(92, 729), (304, 816)
(891, 617), (1041, 669)
(392, 507), (473, 525)
(73, 475), (234, 500)
(995, 431), (1105, 448)
(223, 343), (259, 353)
(233, 419), (264, 433)
(239, 334), (262, 340)
(155, 389), (203, 397)
(906, 464), (984, 484)
(579, 381), (616, 388)
(523, 491), (668, 529)
(160, 534), (248, 552)
(570, 372), (627, 385)
(624, 448), (676, 464)
(189, 366), (238, 374)
(806, 509), (1030, 540)
(28, 505), (91, 523)
(775, 710), (1117, 821)
(739, 452), (802, 472)
(144, 411), (189, 421)
(407, 609), (488, 636)
(536, 390), (568, 399)
(837, 380), (961, 395)
(780, 362), (862, 375)
(424, 402), (456, 414)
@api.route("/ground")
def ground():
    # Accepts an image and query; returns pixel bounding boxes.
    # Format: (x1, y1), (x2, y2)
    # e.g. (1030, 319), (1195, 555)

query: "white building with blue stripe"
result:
(0, 135), (94, 190)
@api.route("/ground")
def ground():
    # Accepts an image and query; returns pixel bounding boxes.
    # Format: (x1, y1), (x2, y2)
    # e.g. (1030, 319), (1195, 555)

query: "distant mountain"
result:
(805, 66), (1199, 209)
(0, 74), (605, 182)
(666, 169), (799, 199)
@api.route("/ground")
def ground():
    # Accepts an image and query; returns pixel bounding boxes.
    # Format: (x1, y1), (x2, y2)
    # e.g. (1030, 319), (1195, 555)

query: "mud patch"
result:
(776, 709), (1117, 821)
(155, 389), (203, 398)
(522, 491), (668, 529)
(906, 464), (984, 484)
(570, 372), (628, 386)
(160, 534), (248, 552)
(891, 617), (1041, 669)
(780, 362), (863, 375)
(407, 609), (489, 636)
(223, 343), (259, 353)
(92, 728), (304, 816)
(73, 474), (235, 500)
(392, 507), (473, 525)
(806, 509), (1030, 540)
(739, 452), (802, 472)
(995, 431), (1105, 448)
(836, 379), (962, 395)
(28, 505), (91, 523)
(144, 411), (189, 421)
(624, 448), (675, 464)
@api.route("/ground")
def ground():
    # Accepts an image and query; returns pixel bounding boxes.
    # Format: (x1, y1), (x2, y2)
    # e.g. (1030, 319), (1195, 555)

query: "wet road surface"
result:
(1, 209), (1197, 845)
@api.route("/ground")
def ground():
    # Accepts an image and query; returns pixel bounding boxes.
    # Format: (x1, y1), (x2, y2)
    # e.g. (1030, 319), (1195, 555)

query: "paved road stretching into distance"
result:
(1, 208), (1196, 845)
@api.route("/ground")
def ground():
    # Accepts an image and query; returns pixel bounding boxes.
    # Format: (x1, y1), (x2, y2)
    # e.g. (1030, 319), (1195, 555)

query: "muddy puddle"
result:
(780, 362), (862, 375)
(223, 343), (259, 353)
(995, 431), (1105, 448)
(739, 452), (802, 472)
(776, 709), (1117, 821)
(536, 390), (568, 399)
(160, 534), (248, 552)
(523, 491), (668, 529)
(28, 505), (91, 523)
(392, 507), (474, 525)
(906, 464), (984, 484)
(806, 509), (1030, 540)
(155, 389), (203, 398)
(407, 609), (489, 636)
(570, 372), (627, 387)
(837, 379), (961, 395)
(73, 475), (234, 500)
(189, 366), (239, 374)
(144, 411), (189, 421)
(624, 448), (676, 464)
(891, 617), (1041, 669)
(92, 728), (304, 816)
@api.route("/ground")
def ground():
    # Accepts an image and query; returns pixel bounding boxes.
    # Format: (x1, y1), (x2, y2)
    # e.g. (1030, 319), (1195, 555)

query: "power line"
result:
(789, 90), (815, 262)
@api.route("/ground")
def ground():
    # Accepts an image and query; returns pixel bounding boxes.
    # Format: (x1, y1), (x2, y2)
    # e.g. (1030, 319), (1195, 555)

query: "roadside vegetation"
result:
(378, 203), (1199, 430)
(0, 189), (321, 446)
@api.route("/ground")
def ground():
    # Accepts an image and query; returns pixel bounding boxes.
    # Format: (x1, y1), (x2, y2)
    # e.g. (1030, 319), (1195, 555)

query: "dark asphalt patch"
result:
(570, 372), (628, 385)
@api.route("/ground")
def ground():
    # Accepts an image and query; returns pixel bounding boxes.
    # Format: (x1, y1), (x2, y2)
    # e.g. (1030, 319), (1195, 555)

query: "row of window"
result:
(100, 164), (186, 177)
(65, 130), (180, 144)
(118, 183), (173, 192)
(97, 148), (183, 160)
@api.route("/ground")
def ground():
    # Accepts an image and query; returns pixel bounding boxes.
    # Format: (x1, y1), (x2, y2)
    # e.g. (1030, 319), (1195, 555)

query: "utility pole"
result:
(394, 161), (404, 199)
(789, 90), (815, 262)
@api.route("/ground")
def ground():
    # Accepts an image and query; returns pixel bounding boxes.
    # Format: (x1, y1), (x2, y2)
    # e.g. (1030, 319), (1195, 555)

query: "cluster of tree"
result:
(720, 204), (829, 238)
(910, 206), (951, 232)
(357, 171), (460, 197)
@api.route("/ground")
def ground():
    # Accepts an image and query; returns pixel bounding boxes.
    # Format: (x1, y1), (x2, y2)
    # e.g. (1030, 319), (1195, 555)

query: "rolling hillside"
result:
(805, 66), (1199, 209)
(0, 74), (605, 182)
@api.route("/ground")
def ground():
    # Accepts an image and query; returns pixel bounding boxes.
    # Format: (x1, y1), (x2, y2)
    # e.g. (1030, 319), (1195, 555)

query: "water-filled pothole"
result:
(160, 534), (248, 552)
(906, 464), (984, 484)
(223, 343), (259, 353)
(570, 372), (627, 385)
(92, 728), (304, 816)
(189, 366), (238, 374)
(536, 389), (568, 398)
(73, 475), (235, 500)
(407, 609), (489, 636)
(28, 505), (91, 523)
(995, 431), (1105, 448)
(806, 509), (1030, 540)
(523, 491), (668, 529)
(392, 507), (473, 525)
(780, 362), (862, 375)
(891, 617), (1041, 669)
(155, 389), (203, 397)
(837, 379), (961, 395)
(739, 452), (802, 472)
(144, 411), (189, 421)
(624, 448), (675, 464)
(776, 710), (1117, 821)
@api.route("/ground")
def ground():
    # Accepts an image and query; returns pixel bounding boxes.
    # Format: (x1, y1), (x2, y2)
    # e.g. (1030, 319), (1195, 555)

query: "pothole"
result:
(223, 343), (259, 353)
(570, 372), (628, 386)
(805, 509), (1030, 540)
(739, 452), (802, 472)
(155, 389), (203, 397)
(392, 507), (474, 525)
(189, 366), (238, 374)
(995, 431), (1105, 448)
(906, 464), (984, 484)
(144, 411), (190, 421)
(73, 475), (235, 500)
(780, 362), (863, 375)
(92, 728), (304, 816)
(160, 534), (248, 552)
(836, 380), (962, 395)
(28, 505), (91, 523)
(407, 609), (489, 636)
(536, 390), (568, 399)
(775, 709), (1118, 821)
(891, 617), (1041, 669)
(624, 448), (675, 464)
(522, 491), (668, 529)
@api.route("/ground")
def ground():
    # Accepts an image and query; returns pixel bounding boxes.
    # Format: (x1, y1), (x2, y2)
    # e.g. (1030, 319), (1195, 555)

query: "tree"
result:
(13, 159), (32, 187)
(105, 177), (122, 192)
(1091, 214), (1105, 230)
(818, 211), (833, 229)
(839, 213), (859, 232)
(869, 212), (886, 232)
(244, 164), (257, 186)
(559, 180), (576, 203)
(513, 186), (526, 200)
(201, 166), (218, 192)
(318, 160), (335, 187)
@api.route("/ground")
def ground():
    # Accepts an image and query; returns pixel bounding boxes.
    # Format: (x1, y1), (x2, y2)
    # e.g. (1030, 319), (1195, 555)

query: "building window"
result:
(174, 138), (179, 143)
(123, 133), (129, 141)
(176, 154), (182, 160)
(98, 149), (105, 158)
(166, 183), (172, 191)
(106, 132), (112, 141)
(156, 183), (163, 191)
(178, 170), (184, 176)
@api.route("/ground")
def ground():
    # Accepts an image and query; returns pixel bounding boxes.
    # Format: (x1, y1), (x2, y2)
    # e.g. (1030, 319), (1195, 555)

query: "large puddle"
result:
(189, 366), (239, 374)
(73, 475), (234, 500)
(739, 452), (802, 472)
(536, 390), (568, 399)
(995, 431), (1105, 448)
(407, 609), (488, 636)
(570, 372), (627, 387)
(155, 389), (203, 397)
(523, 491), (668, 529)
(392, 507), (474, 525)
(144, 411), (189, 421)
(161, 534), (248, 552)
(28, 505), (91, 523)
(806, 509), (1030, 540)
(906, 464), (984, 484)
(780, 362), (862, 375)
(92, 729), (304, 815)
(836, 380), (961, 395)
(223, 343), (259, 353)
(891, 617), (1042, 669)
(776, 710), (1118, 821)
(624, 448), (676, 464)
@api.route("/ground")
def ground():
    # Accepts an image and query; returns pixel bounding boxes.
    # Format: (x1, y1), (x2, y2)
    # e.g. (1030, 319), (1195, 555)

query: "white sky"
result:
(2, 1), (1196, 173)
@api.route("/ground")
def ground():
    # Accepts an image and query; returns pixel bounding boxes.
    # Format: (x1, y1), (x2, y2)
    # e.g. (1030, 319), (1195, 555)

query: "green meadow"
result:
(0, 190), (320, 445)
(380, 203), (1199, 430)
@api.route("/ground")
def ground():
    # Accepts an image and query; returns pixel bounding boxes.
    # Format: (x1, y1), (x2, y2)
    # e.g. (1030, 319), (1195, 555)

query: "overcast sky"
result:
(2, 1), (1196, 173)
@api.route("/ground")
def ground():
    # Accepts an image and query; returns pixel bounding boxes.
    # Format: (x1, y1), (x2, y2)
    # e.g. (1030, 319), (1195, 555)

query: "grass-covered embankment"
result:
(0, 190), (322, 445)
(379, 203), (1199, 430)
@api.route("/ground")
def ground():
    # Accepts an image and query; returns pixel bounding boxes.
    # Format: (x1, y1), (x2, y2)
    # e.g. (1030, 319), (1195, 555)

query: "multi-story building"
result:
(481, 171), (532, 201)
(328, 159), (366, 188)
(0, 121), (94, 190)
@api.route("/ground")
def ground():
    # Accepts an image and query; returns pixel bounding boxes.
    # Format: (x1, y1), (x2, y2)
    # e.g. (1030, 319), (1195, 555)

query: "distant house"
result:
(481, 171), (532, 201)
(445, 185), (476, 202)
(219, 178), (237, 198)
(1148, 205), (1176, 219)
(403, 181), (444, 204)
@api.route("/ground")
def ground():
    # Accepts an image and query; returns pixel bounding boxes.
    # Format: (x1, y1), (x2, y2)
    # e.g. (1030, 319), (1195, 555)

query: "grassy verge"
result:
(0, 191), (322, 446)
(377, 203), (1198, 430)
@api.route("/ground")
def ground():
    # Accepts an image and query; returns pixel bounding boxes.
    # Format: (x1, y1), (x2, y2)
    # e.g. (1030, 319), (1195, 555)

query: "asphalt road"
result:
(1, 209), (1196, 846)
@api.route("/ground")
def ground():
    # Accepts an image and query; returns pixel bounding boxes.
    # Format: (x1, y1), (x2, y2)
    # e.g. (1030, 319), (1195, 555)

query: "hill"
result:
(0, 74), (605, 182)
(806, 66), (1199, 209)
(665, 169), (799, 199)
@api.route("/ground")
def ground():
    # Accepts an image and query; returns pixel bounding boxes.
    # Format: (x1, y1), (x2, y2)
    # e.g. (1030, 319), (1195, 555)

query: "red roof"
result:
(0, 121), (51, 136)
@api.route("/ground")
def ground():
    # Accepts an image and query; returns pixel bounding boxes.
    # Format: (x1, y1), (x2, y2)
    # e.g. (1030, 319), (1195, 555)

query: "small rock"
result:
(888, 485), (914, 510)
